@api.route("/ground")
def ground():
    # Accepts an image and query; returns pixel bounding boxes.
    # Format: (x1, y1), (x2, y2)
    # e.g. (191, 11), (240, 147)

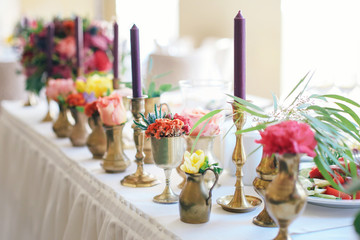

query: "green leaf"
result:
(322, 94), (360, 108)
(191, 118), (211, 154)
(234, 102), (270, 118)
(189, 110), (222, 136)
(284, 72), (310, 101)
(235, 123), (269, 135)
(152, 71), (172, 80)
(354, 212), (360, 235)
(335, 102), (360, 126)
(226, 94), (264, 112)
(147, 82), (156, 98)
(76, 106), (84, 113)
(272, 92), (278, 112)
(158, 84), (173, 93)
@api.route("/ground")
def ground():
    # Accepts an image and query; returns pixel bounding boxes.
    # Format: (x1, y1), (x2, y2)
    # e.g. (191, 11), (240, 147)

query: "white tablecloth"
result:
(0, 100), (359, 240)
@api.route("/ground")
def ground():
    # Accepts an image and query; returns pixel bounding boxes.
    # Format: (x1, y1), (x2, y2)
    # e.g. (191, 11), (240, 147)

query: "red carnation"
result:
(66, 93), (86, 107)
(84, 101), (98, 117)
(93, 50), (111, 71)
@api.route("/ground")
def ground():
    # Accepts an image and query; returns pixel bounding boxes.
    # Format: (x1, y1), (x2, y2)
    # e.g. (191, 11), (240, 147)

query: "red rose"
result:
(66, 93), (86, 107)
(255, 120), (317, 157)
(84, 101), (98, 117)
(93, 50), (111, 71)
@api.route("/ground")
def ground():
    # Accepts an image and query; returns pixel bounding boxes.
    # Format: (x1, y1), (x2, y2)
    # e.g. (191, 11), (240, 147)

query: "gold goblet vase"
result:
(265, 153), (307, 240)
(151, 136), (185, 203)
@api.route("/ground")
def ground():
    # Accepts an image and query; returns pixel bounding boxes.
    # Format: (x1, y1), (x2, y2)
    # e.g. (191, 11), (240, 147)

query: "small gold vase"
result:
(179, 169), (219, 223)
(177, 135), (220, 189)
(143, 97), (170, 164)
(151, 136), (185, 203)
(52, 103), (73, 138)
(265, 153), (307, 240)
(86, 114), (106, 159)
(102, 124), (130, 173)
(69, 108), (89, 146)
(23, 92), (38, 106)
(253, 153), (278, 227)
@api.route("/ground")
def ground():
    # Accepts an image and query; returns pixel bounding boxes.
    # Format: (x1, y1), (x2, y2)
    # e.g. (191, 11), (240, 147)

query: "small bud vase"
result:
(102, 124), (130, 173)
(52, 103), (73, 138)
(86, 114), (106, 159)
(69, 107), (89, 147)
(179, 169), (219, 223)
(265, 153), (307, 240)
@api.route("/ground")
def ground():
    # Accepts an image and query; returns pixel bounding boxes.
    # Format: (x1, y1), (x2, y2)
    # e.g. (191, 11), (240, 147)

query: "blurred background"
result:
(1, 0), (360, 101)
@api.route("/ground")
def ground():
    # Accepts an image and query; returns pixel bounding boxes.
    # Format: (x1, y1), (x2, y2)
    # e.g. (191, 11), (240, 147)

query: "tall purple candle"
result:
(46, 23), (54, 76)
(75, 16), (83, 74)
(130, 24), (142, 98)
(234, 11), (246, 99)
(113, 21), (119, 80)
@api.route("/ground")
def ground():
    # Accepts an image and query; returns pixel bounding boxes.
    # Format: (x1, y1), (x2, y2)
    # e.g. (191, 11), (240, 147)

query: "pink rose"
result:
(97, 92), (127, 126)
(46, 78), (75, 101)
(183, 109), (221, 136)
(91, 35), (109, 51)
(255, 120), (317, 157)
(55, 36), (76, 58)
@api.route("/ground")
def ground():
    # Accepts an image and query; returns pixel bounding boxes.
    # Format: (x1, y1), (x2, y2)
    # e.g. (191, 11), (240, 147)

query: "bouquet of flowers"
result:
(45, 78), (75, 104)
(134, 105), (190, 139)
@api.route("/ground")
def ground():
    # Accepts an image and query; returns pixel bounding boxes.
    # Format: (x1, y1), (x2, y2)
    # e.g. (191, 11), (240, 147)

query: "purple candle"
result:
(75, 16), (83, 74)
(130, 24), (142, 98)
(113, 21), (119, 80)
(234, 11), (246, 99)
(46, 23), (54, 77)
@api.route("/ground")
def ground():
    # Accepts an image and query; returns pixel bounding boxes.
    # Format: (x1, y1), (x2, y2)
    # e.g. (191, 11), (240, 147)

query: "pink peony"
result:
(96, 92), (127, 126)
(46, 78), (75, 101)
(91, 35), (110, 51)
(55, 36), (76, 58)
(183, 109), (221, 136)
(255, 120), (317, 157)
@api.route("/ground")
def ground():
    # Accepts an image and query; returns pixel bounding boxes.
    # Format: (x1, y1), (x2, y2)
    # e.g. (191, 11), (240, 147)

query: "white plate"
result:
(307, 196), (360, 208)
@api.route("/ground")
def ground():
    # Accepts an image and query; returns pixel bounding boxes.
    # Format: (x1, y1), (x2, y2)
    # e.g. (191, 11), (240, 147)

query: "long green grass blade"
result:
(226, 94), (264, 112)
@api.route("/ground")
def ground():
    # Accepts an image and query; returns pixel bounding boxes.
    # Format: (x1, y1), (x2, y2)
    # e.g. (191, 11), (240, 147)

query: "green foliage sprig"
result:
(199, 156), (222, 175)
(133, 103), (167, 130)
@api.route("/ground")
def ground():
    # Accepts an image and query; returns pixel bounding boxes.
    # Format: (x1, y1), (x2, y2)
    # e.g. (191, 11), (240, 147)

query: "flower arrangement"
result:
(19, 17), (113, 95)
(75, 74), (113, 99)
(180, 149), (222, 174)
(84, 100), (99, 118)
(255, 120), (317, 157)
(66, 93), (86, 110)
(45, 78), (75, 103)
(134, 105), (190, 139)
(96, 92), (127, 126)
(183, 109), (221, 136)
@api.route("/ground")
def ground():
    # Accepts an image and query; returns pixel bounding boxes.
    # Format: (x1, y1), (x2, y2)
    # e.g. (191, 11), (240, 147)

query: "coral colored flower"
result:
(97, 92), (127, 126)
(55, 36), (76, 58)
(183, 109), (221, 136)
(46, 78), (75, 101)
(66, 93), (86, 107)
(255, 120), (317, 157)
(180, 150), (206, 174)
(84, 101), (98, 117)
(145, 118), (188, 139)
(93, 50), (111, 71)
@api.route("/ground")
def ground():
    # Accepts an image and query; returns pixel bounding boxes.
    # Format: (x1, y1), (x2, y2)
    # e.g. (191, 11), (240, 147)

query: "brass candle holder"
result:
(41, 96), (54, 122)
(121, 96), (160, 187)
(252, 154), (278, 227)
(217, 101), (261, 212)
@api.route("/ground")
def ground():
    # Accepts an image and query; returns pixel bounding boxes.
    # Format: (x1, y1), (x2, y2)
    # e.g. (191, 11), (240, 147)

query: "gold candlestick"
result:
(113, 77), (120, 90)
(121, 96), (160, 187)
(253, 154), (278, 227)
(217, 101), (261, 212)
(41, 97), (54, 122)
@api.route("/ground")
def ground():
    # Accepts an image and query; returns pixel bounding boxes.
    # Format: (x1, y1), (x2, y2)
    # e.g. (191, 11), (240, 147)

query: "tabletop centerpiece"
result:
(134, 106), (189, 203)
(178, 108), (222, 189)
(256, 120), (317, 240)
(46, 78), (75, 138)
(179, 149), (221, 223)
(97, 92), (129, 173)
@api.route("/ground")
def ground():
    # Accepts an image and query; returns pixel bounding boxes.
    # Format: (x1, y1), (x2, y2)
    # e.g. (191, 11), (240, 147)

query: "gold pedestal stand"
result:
(217, 102), (262, 212)
(252, 154), (278, 227)
(121, 96), (160, 187)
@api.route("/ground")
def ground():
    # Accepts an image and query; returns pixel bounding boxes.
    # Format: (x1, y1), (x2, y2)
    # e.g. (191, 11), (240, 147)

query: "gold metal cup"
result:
(217, 101), (262, 212)
(151, 136), (185, 203)
(121, 96), (160, 187)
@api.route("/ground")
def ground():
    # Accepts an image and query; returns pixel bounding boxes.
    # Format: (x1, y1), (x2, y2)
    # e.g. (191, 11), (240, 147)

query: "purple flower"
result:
(83, 92), (97, 103)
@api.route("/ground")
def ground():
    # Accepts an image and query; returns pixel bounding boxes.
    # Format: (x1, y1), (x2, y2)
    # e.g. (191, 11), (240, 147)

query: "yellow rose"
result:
(180, 150), (206, 174)
(85, 74), (113, 97)
(75, 79), (86, 93)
